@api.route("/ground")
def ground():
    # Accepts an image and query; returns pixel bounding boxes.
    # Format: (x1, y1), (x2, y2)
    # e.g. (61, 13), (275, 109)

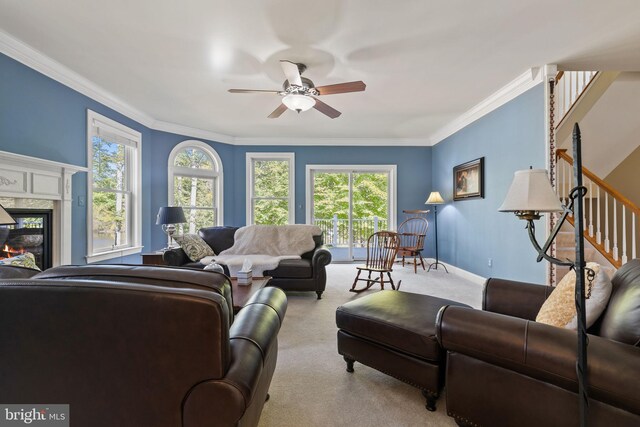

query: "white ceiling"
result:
(1, 0), (640, 144)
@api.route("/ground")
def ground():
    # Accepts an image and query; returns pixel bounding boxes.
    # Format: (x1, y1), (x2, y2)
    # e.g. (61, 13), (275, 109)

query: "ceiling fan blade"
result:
(280, 60), (303, 87)
(312, 97), (341, 119)
(228, 89), (280, 94)
(268, 103), (288, 119)
(316, 81), (366, 95)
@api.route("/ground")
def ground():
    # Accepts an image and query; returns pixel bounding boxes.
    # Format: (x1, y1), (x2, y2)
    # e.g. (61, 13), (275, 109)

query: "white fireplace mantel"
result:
(0, 150), (87, 266)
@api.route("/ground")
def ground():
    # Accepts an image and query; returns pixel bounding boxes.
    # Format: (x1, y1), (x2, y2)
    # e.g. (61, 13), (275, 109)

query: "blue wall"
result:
(432, 84), (547, 283)
(0, 52), (153, 264)
(0, 53), (432, 262)
(1, 50), (547, 282)
(146, 141), (431, 251)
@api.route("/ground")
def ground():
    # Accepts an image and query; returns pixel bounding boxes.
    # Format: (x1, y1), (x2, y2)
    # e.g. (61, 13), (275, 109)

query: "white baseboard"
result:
(424, 258), (486, 286)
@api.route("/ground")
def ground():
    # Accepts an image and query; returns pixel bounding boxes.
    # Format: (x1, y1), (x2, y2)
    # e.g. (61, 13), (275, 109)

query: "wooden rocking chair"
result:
(397, 216), (429, 273)
(350, 231), (401, 293)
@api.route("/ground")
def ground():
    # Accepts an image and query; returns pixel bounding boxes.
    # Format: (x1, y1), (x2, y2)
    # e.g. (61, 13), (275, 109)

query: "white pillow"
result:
(536, 262), (612, 329)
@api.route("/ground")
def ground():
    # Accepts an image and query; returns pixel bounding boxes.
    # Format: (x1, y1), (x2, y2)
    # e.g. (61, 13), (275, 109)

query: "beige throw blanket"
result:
(200, 225), (321, 277)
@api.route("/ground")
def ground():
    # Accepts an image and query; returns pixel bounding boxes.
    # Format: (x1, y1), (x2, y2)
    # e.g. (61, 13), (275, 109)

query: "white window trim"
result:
(246, 152), (295, 225)
(304, 164), (397, 229)
(86, 109), (142, 262)
(168, 140), (224, 228)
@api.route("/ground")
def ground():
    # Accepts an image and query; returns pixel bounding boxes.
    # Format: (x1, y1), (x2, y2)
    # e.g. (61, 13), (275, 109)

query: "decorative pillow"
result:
(0, 252), (41, 271)
(536, 262), (612, 329)
(173, 233), (215, 262)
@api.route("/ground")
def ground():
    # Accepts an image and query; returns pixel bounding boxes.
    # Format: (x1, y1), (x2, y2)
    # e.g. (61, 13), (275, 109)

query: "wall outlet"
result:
(487, 258), (493, 268)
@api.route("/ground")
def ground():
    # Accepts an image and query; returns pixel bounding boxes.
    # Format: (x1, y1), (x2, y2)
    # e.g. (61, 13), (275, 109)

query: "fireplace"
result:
(0, 209), (53, 270)
(0, 150), (87, 267)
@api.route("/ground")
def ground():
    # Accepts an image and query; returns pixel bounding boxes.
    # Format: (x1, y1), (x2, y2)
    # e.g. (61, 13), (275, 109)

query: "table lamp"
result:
(0, 204), (16, 225)
(156, 206), (186, 248)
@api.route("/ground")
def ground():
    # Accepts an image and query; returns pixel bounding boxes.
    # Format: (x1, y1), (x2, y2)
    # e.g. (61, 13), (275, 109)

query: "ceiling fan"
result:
(228, 60), (366, 119)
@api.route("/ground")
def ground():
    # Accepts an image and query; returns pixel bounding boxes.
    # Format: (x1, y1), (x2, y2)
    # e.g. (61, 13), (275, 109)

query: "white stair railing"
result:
(557, 149), (638, 267)
(555, 71), (598, 124)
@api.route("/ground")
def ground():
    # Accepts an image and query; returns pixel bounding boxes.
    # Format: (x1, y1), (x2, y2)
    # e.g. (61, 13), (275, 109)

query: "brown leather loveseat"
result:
(0, 264), (287, 427)
(436, 259), (640, 427)
(163, 226), (332, 299)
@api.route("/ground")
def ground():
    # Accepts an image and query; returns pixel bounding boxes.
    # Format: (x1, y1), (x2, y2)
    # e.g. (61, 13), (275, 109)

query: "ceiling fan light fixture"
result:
(282, 94), (315, 113)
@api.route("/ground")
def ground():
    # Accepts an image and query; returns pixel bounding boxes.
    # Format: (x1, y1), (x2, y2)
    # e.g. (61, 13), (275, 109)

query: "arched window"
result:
(168, 140), (223, 234)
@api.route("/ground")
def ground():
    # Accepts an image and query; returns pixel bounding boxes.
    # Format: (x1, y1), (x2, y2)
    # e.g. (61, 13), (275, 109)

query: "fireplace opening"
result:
(0, 209), (53, 270)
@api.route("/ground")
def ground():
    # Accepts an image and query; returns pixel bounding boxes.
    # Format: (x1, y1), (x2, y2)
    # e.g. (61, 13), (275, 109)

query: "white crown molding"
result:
(428, 67), (544, 145)
(151, 120), (235, 145)
(0, 149), (87, 173)
(0, 29), (156, 128)
(233, 137), (430, 146)
(0, 29), (543, 148)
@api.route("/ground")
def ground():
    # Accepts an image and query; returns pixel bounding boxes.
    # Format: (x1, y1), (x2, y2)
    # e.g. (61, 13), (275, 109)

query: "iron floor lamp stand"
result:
(427, 204), (448, 273)
(520, 124), (592, 427)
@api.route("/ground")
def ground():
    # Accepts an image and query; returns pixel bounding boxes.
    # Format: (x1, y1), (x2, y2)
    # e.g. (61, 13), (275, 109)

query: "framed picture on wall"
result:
(453, 157), (484, 201)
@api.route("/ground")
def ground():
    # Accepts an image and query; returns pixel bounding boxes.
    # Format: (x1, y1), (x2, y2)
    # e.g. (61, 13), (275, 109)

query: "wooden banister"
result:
(556, 149), (640, 216)
(566, 216), (621, 268)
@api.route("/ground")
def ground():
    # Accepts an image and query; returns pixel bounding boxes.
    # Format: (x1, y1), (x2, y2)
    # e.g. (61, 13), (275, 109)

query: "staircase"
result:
(555, 149), (639, 279)
(552, 71), (639, 281)
(555, 222), (617, 280)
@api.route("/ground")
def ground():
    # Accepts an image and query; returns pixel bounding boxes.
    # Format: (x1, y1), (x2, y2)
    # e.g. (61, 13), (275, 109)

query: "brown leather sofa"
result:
(436, 259), (640, 427)
(163, 226), (332, 299)
(0, 264), (287, 427)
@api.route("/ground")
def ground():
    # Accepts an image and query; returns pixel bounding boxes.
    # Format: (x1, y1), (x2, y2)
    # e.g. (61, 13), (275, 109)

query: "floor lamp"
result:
(499, 123), (590, 427)
(426, 191), (448, 273)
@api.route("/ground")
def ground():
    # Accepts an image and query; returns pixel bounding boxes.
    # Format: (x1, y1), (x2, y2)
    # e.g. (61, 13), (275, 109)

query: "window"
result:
(168, 141), (223, 234)
(87, 110), (142, 262)
(246, 153), (295, 225)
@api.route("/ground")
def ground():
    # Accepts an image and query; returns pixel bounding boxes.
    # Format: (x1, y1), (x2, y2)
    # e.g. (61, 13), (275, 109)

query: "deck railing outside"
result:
(314, 215), (388, 248)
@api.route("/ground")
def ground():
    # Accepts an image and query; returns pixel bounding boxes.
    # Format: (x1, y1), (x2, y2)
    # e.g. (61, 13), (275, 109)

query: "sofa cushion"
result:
(0, 265), (41, 278)
(199, 226), (239, 255)
(599, 259), (640, 346)
(264, 259), (312, 279)
(336, 290), (470, 362)
(536, 262), (612, 329)
(174, 233), (215, 261)
(0, 252), (40, 271)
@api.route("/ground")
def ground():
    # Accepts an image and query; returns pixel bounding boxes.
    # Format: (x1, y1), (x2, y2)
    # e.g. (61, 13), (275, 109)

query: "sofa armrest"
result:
(162, 247), (190, 266)
(312, 245), (332, 270)
(183, 287), (287, 427)
(482, 278), (554, 320)
(437, 306), (640, 415)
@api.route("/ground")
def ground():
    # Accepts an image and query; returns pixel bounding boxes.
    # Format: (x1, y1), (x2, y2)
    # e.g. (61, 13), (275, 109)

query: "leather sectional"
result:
(436, 259), (640, 426)
(0, 264), (287, 427)
(163, 226), (332, 298)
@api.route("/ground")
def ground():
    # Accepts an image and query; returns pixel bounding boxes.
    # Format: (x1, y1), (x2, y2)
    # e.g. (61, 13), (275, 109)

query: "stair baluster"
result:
(554, 71), (598, 124)
(556, 149), (639, 270)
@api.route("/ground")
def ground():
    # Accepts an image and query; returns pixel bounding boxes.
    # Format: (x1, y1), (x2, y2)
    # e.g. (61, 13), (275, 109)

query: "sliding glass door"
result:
(307, 165), (396, 261)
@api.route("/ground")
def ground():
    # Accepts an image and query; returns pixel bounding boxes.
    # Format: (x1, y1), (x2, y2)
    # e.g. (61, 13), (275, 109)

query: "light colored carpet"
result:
(258, 262), (483, 427)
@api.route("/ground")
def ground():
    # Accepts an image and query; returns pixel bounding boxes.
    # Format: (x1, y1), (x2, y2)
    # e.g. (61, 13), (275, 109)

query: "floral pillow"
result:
(173, 234), (215, 262)
(536, 262), (612, 329)
(0, 252), (41, 271)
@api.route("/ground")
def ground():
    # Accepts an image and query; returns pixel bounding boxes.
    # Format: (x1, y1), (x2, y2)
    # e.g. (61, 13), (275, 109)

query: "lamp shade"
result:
(156, 206), (186, 225)
(499, 169), (563, 213)
(282, 94), (316, 112)
(425, 191), (444, 204)
(0, 204), (16, 225)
